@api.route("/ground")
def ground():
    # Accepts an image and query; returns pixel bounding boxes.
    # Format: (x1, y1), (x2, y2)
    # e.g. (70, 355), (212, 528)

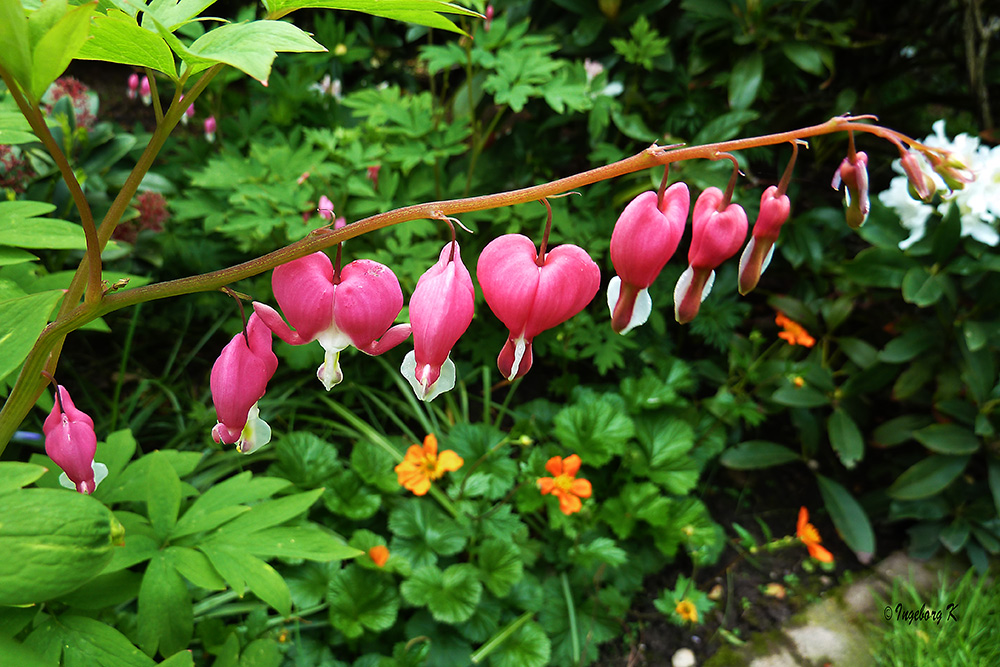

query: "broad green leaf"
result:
(210, 487), (323, 538)
(171, 504), (248, 539)
(816, 474), (875, 558)
(720, 440), (799, 469)
(569, 536), (627, 569)
(901, 267), (946, 307)
(77, 10), (177, 77)
(887, 455), (969, 500)
(0, 0), (33, 92)
(388, 499), (468, 568)
(200, 544), (291, 615)
(186, 20), (326, 84)
(0, 290), (62, 381)
(322, 468), (381, 520)
(237, 525), (361, 561)
(963, 320), (991, 352)
(872, 414), (934, 447)
(838, 337), (878, 369)
(828, 408), (864, 469)
(29, 2), (96, 99)
(263, 0), (480, 35)
(913, 423), (979, 455)
(164, 546), (226, 590)
(137, 553), (193, 657)
(487, 619), (551, 667)
(101, 450), (202, 504)
(0, 200), (56, 218)
(146, 450), (182, 541)
(728, 51), (763, 109)
(878, 327), (937, 363)
(171, 471), (290, 535)
(0, 636), (49, 667)
(270, 431), (339, 488)
(553, 391), (634, 467)
(939, 519), (969, 553)
(446, 423), (517, 500)
(0, 217), (87, 249)
(782, 42), (828, 76)
(771, 383), (829, 408)
(400, 564), (482, 624)
(326, 565), (399, 638)
(0, 462), (48, 493)
(350, 438), (398, 493)
(670, 498), (725, 567)
(143, 0), (218, 31)
(0, 247), (37, 266)
(26, 615), (154, 667)
(476, 538), (523, 598)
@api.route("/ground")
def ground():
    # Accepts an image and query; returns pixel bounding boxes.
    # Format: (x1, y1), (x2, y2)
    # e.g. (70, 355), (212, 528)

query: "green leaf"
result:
(887, 455), (969, 500)
(0, 217), (87, 249)
(781, 42), (828, 76)
(164, 546), (227, 590)
(872, 414), (934, 447)
(476, 537), (523, 598)
(169, 471), (289, 536)
(270, 431), (339, 489)
(0, 462), (48, 493)
(146, 450), (182, 541)
(989, 461), (1000, 518)
(351, 438), (399, 493)
(771, 383), (829, 408)
(816, 474), (875, 558)
(446, 423), (517, 500)
(210, 487), (323, 538)
(322, 468), (381, 520)
(0, 290), (61, 387)
(388, 499), (468, 568)
(720, 440), (800, 469)
(326, 565), (399, 638)
(0, 0), (33, 93)
(838, 337), (878, 369)
(878, 327), (937, 363)
(77, 10), (177, 77)
(142, 0), (219, 31)
(137, 553), (193, 657)
(200, 544), (292, 616)
(913, 424), (980, 455)
(185, 20), (326, 84)
(26, 615), (154, 667)
(29, 1), (96, 99)
(263, 0), (480, 35)
(236, 525), (362, 561)
(569, 536), (627, 569)
(486, 619), (551, 667)
(828, 408), (864, 469)
(901, 267), (946, 307)
(728, 51), (763, 109)
(553, 391), (634, 467)
(400, 564), (482, 624)
(630, 415), (700, 494)
(670, 498), (725, 567)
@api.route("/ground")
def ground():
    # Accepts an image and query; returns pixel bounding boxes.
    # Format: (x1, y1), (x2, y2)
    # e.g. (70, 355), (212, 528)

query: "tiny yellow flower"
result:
(675, 599), (698, 623)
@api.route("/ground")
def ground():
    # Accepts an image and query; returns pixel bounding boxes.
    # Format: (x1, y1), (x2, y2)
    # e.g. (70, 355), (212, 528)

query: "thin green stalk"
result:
(492, 377), (521, 431)
(470, 611), (534, 663)
(109, 302), (142, 432)
(561, 572), (580, 663)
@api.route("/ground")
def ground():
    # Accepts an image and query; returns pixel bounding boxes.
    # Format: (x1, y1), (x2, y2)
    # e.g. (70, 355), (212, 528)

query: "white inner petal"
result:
(701, 270), (716, 302)
(508, 337), (527, 380)
(606, 275), (622, 316)
(237, 403), (272, 455)
(620, 287), (651, 335)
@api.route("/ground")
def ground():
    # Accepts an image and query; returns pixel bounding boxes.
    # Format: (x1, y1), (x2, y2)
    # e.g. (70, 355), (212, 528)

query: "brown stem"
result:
(776, 140), (804, 197)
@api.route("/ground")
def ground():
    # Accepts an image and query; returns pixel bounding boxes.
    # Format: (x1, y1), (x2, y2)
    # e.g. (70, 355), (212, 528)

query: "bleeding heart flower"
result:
(737, 185), (791, 295)
(204, 115), (216, 143)
(674, 186), (748, 323)
(139, 76), (151, 106)
(831, 151), (869, 229)
(43, 385), (107, 494)
(211, 312), (279, 454)
(127, 73), (139, 100)
(478, 234), (600, 380)
(607, 184), (689, 334)
(400, 242), (475, 401)
(254, 252), (410, 390)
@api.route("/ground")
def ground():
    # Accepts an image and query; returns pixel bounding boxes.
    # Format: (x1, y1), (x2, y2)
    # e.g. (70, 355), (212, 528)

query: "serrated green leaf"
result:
(816, 474), (875, 558)
(77, 10), (176, 77)
(720, 440), (800, 469)
(322, 469), (381, 520)
(185, 20), (326, 84)
(351, 439), (399, 493)
(401, 564), (481, 624)
(0, 290), (61, 381)
(476, 538), (523, 598)
(553, 391), (634, 467)
(887, 455), (969, 500)
(388, 500), (467, 568)
(445, 423), (517, 500)
(327, 565), (399, 638)
(486, 619), (551, 667)
(29, 2), (96, 99)
(137, 553), (192, 656)
(270, 431), (339, 488)
(569, 536), (627, 569)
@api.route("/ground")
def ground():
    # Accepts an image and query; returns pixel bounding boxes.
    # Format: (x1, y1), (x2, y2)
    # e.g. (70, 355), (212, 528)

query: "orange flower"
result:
(368, 545), (389, 568)
(394, 434), (463, 496)
(537, 454), (592, 515)
(796, 506), (834, 563)
(775, 312), (816, 347)
(675, 599), (699, 623)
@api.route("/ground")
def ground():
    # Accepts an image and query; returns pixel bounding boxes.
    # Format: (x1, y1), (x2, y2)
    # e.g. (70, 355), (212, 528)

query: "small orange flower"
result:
(796, 506), (834, 563)
(394, 434), (463, 496)
(537, 454), (592, 515)
(675, 599), (698, 623)
(775, 312), (816, 347)
(368, 545), (389, 568)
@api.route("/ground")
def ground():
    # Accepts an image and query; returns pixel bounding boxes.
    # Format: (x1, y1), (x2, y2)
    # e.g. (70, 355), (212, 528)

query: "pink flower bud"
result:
(900, 152), (935, 201)
(400, 242), (475, 401)
(139, 76), (151, 106)
(737, 185), (790, 295)
(43, 385), (104, 494)
(831, 151), (869, 229)
(318, 195), (334, 221)
(485, 4), (494, 31)
(204, 116), (217, 143)
(674, 186), (747, 324)
(367, 165), (381, 189)
(253, 252), (409, 390)
(607, 185), (688, 334)
(478, 234), (600, 379)
(127, 73), (139, 100)
(211, 313), (278, 454)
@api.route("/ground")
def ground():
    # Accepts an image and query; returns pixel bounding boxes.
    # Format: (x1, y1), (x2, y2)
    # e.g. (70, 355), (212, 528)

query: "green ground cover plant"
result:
(1, 0), (998, 664)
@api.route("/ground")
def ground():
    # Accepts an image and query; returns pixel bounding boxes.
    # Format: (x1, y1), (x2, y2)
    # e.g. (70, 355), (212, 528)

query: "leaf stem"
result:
(470, 611), (534, 663)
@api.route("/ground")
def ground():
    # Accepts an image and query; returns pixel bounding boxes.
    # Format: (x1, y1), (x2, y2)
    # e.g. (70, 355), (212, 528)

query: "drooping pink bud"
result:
(253, 252), (410, 390)
(334, 216), (347, 230)
(127, 73), (140, 100)
(831, 151), (869, 229)
(210, 313), (279, 454)
(139, 76), (151, 106)
(43, 385), (105, 494)
(485, 4), (495, 31)
(607, 184), (688, 334)
(674, 186), (748, 323)
(367, 165), (381, 189)
(204, 116), (217, 143)
(318, 195), (334, 221)
(478, 234), (600, 380)
(899, 151), (935, 201)
(181, 101), (195, 126)
(737, 185), (791, 295)
(401, 242), (475, 401)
